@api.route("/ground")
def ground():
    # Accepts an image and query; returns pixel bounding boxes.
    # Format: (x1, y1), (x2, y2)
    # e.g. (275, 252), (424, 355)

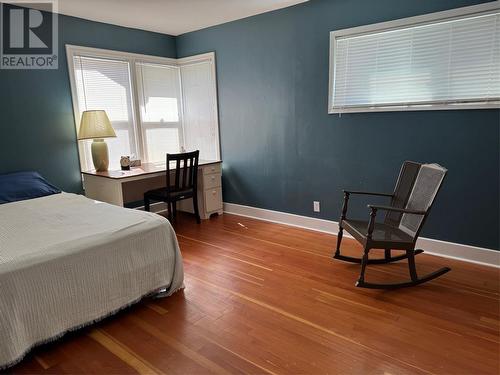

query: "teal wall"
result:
(0, 8), (176, 193)
(176, 0), (500, 249)
(0, 0), (498, 249)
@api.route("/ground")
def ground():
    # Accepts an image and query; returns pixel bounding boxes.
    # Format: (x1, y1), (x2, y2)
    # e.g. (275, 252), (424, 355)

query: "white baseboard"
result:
(223, 202), (500, 268)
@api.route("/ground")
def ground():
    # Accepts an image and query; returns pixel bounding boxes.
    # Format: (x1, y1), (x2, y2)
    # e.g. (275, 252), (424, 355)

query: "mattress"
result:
(0, 193), (184, 369)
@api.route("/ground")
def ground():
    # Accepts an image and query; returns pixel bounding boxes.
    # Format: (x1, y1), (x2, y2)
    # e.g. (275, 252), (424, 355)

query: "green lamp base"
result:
(91, 138), (110, 172)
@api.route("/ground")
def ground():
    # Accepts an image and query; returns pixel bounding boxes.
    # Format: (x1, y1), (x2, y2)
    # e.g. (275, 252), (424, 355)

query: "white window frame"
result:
(66, 45), (220, 170)
(328, 2), (500, 114)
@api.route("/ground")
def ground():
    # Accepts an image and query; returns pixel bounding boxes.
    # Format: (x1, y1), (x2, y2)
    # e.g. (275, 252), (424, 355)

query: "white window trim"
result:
(328, 2), (500, 114)
(65, 45), (220, 171)
(177, 53), (221, 165)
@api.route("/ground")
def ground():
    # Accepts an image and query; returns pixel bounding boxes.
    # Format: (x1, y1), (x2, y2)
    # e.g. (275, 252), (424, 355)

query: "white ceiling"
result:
(27, 0), (309, 36)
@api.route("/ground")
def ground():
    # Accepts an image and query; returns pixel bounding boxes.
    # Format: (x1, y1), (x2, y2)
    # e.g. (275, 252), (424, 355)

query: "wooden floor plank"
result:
(6, 212), (500, 375)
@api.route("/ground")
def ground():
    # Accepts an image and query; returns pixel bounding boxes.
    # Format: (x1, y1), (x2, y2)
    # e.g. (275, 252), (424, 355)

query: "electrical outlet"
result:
(313, 201), (320, 212)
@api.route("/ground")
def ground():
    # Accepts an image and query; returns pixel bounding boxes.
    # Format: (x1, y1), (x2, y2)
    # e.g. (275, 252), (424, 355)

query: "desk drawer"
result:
(203, 173), (221, 190)
(203, 163), (222, 175)
(204, 187), (223, 213)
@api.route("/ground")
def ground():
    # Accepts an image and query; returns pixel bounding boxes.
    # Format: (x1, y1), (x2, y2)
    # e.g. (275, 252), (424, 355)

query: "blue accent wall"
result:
(176, 0), (500, 249)
(0, 7), (176, 193)
(0, 0), (498, 250)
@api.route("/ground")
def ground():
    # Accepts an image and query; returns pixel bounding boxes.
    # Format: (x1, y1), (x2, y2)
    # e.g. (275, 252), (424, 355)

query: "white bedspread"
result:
(0, 193), (184, 369)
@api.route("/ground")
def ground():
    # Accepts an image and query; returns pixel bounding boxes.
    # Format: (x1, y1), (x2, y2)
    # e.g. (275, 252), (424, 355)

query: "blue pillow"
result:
(0, 171), (61, 204)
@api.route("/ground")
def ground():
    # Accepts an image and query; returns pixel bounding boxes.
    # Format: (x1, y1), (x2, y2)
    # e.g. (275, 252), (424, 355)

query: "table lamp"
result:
(77, 110), (116, 172)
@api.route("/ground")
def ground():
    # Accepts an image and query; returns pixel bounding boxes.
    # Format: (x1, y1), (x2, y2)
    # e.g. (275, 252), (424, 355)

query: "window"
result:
(67, 46), (220, 171)
(136, 62), (183, 163)
(73, 56), (137, 170)
(329, 3), (500, 113)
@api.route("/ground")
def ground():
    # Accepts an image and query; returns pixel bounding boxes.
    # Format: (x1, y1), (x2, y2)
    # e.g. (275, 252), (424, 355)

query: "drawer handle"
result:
(211, 176), (215, 180)
(212, 190), (216, 195)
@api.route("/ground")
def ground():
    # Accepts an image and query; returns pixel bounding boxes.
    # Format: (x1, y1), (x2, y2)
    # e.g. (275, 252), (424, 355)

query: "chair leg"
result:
(385, 249), (391, 260)
(407, 249), (418, 281)
(355, 247), (371, 286)
(144, 195), (151, 212)
(172, 202), (177, 219)
(192, 193), (201, 224)
(167, 202), (173, 222)
(333, 227), (343, 258)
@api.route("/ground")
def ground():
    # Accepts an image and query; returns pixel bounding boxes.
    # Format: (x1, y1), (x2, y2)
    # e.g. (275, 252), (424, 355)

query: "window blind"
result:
(136, 62), (183, 163)
(330, 9), (500, 113)
(180, 60), (220, 161)
(73, 55), (137, 169)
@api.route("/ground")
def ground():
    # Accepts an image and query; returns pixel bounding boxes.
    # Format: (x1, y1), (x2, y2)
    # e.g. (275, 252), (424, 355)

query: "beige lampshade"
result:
(77, 110), (116, 140)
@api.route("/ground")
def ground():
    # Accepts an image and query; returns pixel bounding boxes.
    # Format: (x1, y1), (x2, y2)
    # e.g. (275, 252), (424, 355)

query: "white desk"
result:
(82, 160), (223, 220)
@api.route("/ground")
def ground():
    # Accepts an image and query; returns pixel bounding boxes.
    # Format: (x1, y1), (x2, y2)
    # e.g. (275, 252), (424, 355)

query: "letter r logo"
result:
(9, 8), (48, 48)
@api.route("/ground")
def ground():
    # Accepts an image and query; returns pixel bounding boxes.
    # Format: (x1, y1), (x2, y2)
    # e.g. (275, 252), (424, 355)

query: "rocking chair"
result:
(334, 161), (451, 289)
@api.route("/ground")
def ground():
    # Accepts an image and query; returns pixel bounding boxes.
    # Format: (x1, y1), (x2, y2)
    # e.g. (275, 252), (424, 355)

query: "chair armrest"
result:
(365, 204), (425, 239)
(367, 204), (426, 215)
(344, 190), (393, 197)
(339, 191), (392, 224)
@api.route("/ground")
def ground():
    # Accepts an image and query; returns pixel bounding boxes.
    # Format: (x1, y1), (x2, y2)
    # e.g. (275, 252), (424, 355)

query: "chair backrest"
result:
(399, 163), (447, 239)
(385, 161), (421, 227)
(166, 150), (200, 193)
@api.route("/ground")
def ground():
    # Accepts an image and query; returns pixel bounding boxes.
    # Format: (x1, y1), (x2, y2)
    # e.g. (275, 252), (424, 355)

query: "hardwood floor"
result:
(8, 213), (500, 374)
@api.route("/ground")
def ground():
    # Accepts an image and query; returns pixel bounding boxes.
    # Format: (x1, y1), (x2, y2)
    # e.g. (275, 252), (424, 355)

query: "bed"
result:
(0, 172), (184, 369)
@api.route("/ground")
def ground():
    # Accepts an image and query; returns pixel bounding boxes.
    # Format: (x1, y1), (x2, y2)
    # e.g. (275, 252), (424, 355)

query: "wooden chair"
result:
(144, 150), (201, 224)
(334, 161), (451, 289)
